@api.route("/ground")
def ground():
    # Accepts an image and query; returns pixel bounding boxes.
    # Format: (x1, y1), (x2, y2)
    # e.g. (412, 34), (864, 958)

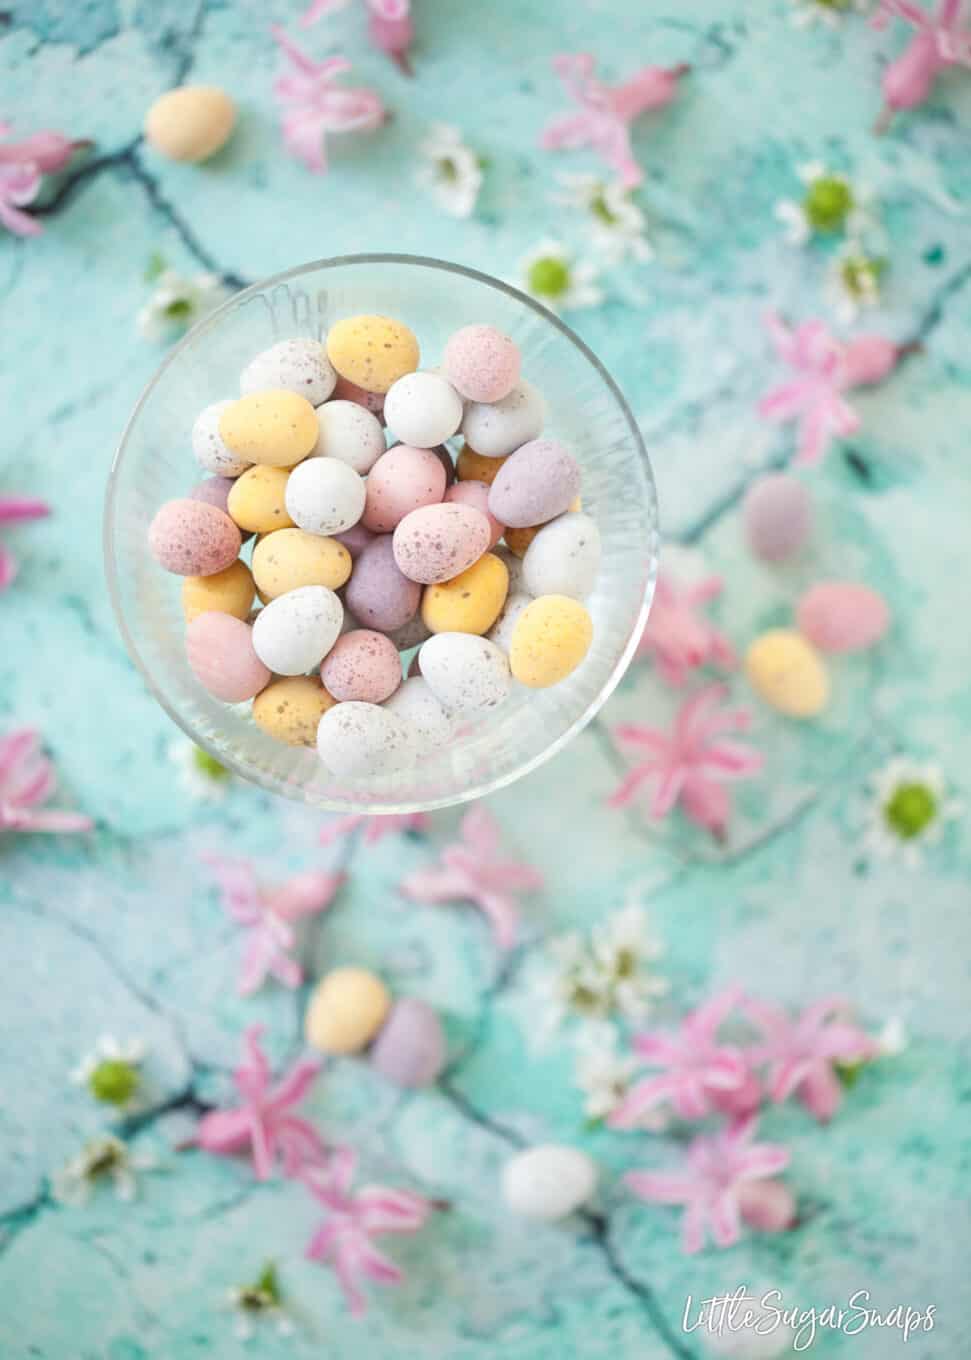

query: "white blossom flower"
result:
(775, 162), (875, 247)
(789, 0), (867, 29)
(519, 239), (603, 313)
(573, 1025), (642, 1122)
(415, 123), (482, 219)
(877, 1016), (908, 1056)
(825, 241), (887, 323)
(226, 1263), (294, 1343)
(865, 757), (961, 868)
(170, 739), (233, 802)
(71, 1035), (146, 1111)
(50, 1135), (158, 1207)
(138, 267), (227, 341)
(553, 173), (652, 263)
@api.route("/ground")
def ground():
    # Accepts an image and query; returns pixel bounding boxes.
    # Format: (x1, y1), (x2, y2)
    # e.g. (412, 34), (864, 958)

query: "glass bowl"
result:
(104, 254), (658, 814)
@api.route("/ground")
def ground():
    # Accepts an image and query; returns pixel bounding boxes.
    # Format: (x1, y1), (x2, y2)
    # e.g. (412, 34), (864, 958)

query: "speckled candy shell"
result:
(461, 378), (547, 458)
(320, 630), (402, 703)
(344, 535), (422, 632)
(316, 701), (419, 777)
(239, 338), (337, 406)
(488, 440), (581, 529)
(392, 502), (492, 585)
(444, 324), (521, 403)
(362, 445), (448, 533)
(149, 498), (241, 576)
(185, 612), (270, 702)
(251, 585), (344, 676)
(444, 480), (504, 548)
(191, 401), (250, 478)
(418, 633), (512, 714)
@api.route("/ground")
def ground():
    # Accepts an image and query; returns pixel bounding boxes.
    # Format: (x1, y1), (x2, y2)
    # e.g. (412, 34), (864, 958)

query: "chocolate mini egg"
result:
(149, 498), (241, 576)
(443, 324), (521, 403)
(422, 552), (509, 635)
(745, 629), (829, 717)
(285, 457), (366, 536)
(429, 443), (457, 488)
(796, 582), (890, 654)
(251, 528), (351, 600)
(240, 338), (337, 406)
(332, 521), (376, 560)
(144, 84), (236, 163)
(369, 998), (446, 1088)
(509, 595), (592, 688)
(226, 465), (294, 534)
(501, 1145), (598, 1222)
(419, 633), (511, 714)
(392, 502), (491, 585)
(316, 701), (418, 777)
(252, 675), (337, 747)
(444, 480), (504, 548)
(219, 390), (318, 468)
(305, 967), (392, 1055)
(362, 445), (448, 533)
(522, 512), (601, 600)
(456, 444), (507, 486)
(251, 585), (343, 675)
(312, 400), (386, 474)
(192, 400), (250, 478)
(461, 378), (547, 457)
(486, 590), (533, 653)
(182, 558), (255, 622)
(488, 439), (581, 529)
(383, 371), (464, 448)
(344, 535), (421, 632)
(743, 475), (813, 563)
(382, 676), (453, 747)
(320, 630), (402, 703)
(186, 612), (270, 702)
(325, 315), (420, 394)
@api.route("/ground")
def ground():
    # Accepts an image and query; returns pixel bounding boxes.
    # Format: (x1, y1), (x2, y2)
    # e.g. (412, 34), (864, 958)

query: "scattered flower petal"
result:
(301, 0), (414, 75)
(757, 311), (860, 465)
(790, 0), (867, 28)
(0, 494), (49, 591)
(864, 756), (961, 868)
(519, 238), (602, 313)
(71, 1035), (146, 1111)
(227, 1262), (294, 1342)
(0, 729), (92, 834)
(0, 121), (90, 237)
(51, 1135), (158, 1207)
(774, 161), (876, 248)
(553, 173), (652, 262)
(170, 739), (233, 801)
(743, 995), (877, 1122)
(272, 27), (387, 173)
(320, 811), (430, 846)
(826, 242), (888, 324)
(137, 268), (227, 341)
(636, 570), (736, 686)
(872, 1), (971, 131)
(416, 123), (482, 218)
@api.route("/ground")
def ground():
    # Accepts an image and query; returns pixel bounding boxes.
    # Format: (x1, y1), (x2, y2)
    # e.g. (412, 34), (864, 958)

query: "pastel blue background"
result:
(1, 1), (969, 1356)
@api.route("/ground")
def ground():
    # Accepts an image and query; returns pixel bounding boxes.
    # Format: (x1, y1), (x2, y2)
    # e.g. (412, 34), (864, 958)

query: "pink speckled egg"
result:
(189, 477), (254, 543)
(185, 611), (271, 701)
(445, 480), (504, 548)
(362, 445), (448, 533)
(332, 521), (376, 560)
(443, 324), (521, 403)
(149, 498), (241, 576)
(344, 534), (421, 632)
(796, 581), (890, 653)
(331, 374), (385, 421)
(743, 475), (813, 563)
(368, 997), (446, 1087)
(488, 439), (581, 529)
(321, 629), (403, 703)
(393, 502), (492, 585)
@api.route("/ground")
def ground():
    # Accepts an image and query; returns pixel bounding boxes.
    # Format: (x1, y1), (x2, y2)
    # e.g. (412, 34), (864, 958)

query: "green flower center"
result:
(614, 947), (636, 980)
(438, 155), (459, 182)
(86, 1141), (125, 1178)
(804, 176), (853, 232)
(590, 191), (618, 226)
(840, 254), (886, 298)
(815, 0), (850, 9)
(89, 1059), (139, 1106)
(528, 257), (570, 299)
(193, 747), (229, 780)
(239, 1263), (282, 1312)
(164, 298), (193, 320)
(884, 783), (937, 839)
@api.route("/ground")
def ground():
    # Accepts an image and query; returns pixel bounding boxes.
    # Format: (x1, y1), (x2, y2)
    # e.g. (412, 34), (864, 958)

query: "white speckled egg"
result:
(192, 400), (250, 477)
(493, 545), (526, 594)
(501, 1145), (598, 1221)
(382, 676), (453, 748)
(285, 458), (366, 536)
(251, 585), (343, 675)
(383, 371), (464, 449)
(312, 400), (386, 474)
(316, 701), (419, 776)
(240, 338), (337, 406)
(522, 512), (601, 600)
(461, 379), (547, 458)
(418, 633), (511, 715)
(486, 590), (533, 654)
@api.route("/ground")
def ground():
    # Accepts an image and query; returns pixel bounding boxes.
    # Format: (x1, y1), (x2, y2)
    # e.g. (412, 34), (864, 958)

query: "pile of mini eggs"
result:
(148, 316), (601, 777)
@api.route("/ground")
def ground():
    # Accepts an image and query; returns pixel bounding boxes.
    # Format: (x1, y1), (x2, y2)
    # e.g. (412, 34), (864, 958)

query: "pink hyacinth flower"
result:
(0, 124), (90, 173)
(202, 854), (344, 995)
(540, 53), (688, 190)
(624, 1115), (791, 1255)
(743, 996), (877, 1123)
(0, 494), (49, 589)
(636, 570), (736, 686)
(271, 26), (387, 173)
(191, 1025), (327, 1180)
(758, 312), (861, 466)
(303, 1144), (432, 1315)
(320, 811), (430, 847)
(608, 987), (749, 1127)
(872, 1), (971, 131)
(0, 122), (89, 236)
(608, 684), (764, 839)
(0, 729), (92, 835)
(301, 0), (414, 74)
(399, 805), (543, 951)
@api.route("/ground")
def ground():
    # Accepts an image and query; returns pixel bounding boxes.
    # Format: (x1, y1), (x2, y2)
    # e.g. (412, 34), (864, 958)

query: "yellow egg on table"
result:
(219, 391), (318, 468)
(251, 528), (351, 600)
(510, 595), (593, 688)
(252, 675), (336, 747)
(325, 315), (419, 395)
(456, 445), (506, 486)
(745, 629), (830, 718)
(227, 465), (294, 534)
(422, 552), (509, 636)
(144, 85), (236, 163)
(305, 967), (392, 1055)
(181, 558), (254, 622)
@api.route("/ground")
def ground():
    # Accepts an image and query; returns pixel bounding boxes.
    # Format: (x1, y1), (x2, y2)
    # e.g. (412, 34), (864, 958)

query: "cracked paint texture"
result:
(1, 1), (970, 1356)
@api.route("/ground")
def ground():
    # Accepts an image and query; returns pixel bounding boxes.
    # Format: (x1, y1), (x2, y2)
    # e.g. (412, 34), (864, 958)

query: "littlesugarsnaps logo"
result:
(682, 1286), (936, 1352)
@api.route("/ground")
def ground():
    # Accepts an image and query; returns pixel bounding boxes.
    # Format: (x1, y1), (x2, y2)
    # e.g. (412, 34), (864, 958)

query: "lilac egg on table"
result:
(344, 534), (421, 632)
(320, 629), (403, 703)
(392, 502), (491, 584)
(186, 611), (270, 702)
(743, 474), (813, 563)
(332, 521), (376, 560)
(368, 997), (446, 1088)
(488, 439), (581, 529)
(444, 324), (521, 403)
(149, 498), (241, 576)
(444, 480), (504, 548)
(796, 581), (890, 653)
(362, 445), (448, 533)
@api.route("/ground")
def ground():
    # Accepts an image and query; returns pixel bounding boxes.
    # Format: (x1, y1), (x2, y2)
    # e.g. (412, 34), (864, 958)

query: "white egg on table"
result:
(285, 458), (367, 536)
(251, 585), (343, 675)
(501, 1145), (598, 1221)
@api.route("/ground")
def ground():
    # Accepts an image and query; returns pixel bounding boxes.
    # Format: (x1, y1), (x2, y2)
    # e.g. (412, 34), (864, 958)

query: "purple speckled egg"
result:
(361, 445), (448, 533)
(743, 475), (813, 563)
(344, 534), (421, 632)
(444, 324), (521, 403)
(796, 581), (890, 653)
(189, 477), (254, 543)
(149, 498), (241, 576)
(321, 629), (403, 703)
(392, 502), (491, 585)
(368, 997), (446, 1087)
(185, 611), (270, 702)
(332, 521), (376, 560)
(445, 479), (504, 548)
(488, 439), (581, 529)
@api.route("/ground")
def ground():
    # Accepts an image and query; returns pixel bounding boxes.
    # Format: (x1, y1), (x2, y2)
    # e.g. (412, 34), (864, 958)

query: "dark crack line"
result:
(31, 141), (141, 219)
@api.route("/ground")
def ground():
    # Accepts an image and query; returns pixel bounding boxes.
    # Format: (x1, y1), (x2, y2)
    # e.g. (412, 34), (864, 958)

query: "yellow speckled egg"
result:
(325, 315), (419, 395)
(422, 552), (509, 636)
(219, 390), (318, 468)
(144, 85), (236, 163)
(305, 967), (392, 1055)
(745, 628), (830, 718)
(252, 675), (336, 747)
(503, 497), (583, 558)
(251, 528), (351, 601)
(226, 465), (294, 534)
(456, 445), (506, 486)
(181, 559), (254, 622)
(510, 595), (593, 688)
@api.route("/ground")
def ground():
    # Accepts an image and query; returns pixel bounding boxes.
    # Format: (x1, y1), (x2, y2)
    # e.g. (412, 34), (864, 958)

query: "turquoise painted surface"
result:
(1, 1), (970, 1356)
